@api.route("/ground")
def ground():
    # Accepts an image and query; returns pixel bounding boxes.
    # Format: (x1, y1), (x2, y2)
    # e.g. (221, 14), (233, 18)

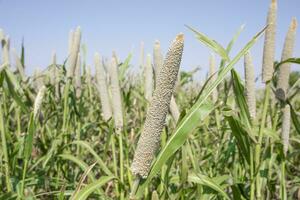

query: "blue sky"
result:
(0, 0), (299, 83)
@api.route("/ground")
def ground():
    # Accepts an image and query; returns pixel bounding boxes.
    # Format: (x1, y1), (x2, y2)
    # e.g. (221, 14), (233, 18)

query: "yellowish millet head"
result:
(33, 85), (47, 120)
(94, 52), (112, 121)
(154, 39), (160, 47)
(281, 104), (290, 156)
(51, 51), (56, 65)
(50, 51), (57, 86)
(139, 41), (145, 68)
(276, 17), (297, 99)
(67, 26), (81, 78)
(153, 40), (164, 85)
(110, 56), (123, 129)
(144, 53), (153, 101)
(176, 33), (184, 41)
(75, 53), (81, 98)
(85, 65), (92, 89)
(112, 50), (119, 65)
(262, 0), (277, 83)
(291, 17), (298, 31)
(68, 29), (74, 54)
(244, 51), (256, 119)
(131, 33), (184, 178)
(53, 52), (60, 96)
(170, 96), (180, 122)
(94, 52), (101, 81)
(271, 0), (277, 8)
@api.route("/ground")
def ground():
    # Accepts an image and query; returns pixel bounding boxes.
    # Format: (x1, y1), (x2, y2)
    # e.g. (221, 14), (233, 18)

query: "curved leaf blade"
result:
(70, 140), (113, 176)
(188, 173), (231, 200)
(186, 25), (230, 61)
(71, 176), (114, 200)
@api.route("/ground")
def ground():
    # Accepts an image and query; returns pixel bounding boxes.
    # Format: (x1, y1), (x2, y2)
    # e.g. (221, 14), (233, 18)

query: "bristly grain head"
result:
(95, 52), (112, 121)
(170, 96), (180, 122)
(244, 51), (256, 119)
(112, 50), (119, 65)
(131, 33), (184, 178)
(110, 56), (123, 129)
(33, 86), (47, 120)
(75, 52), (81, 98)
(281, 104), (290, 156)
(51, 51), (57, 65)
(291, 17), (298, 30)
(262, 0), (277, 83)
(94, 52), (102, 83)
(68, 29), (74, 55)
(33, 68), (42, 90)
(144, 54), (153, 101)
(276, 17), (297, 100)
(67, 26), (81, 78)
(139, 41), (145, 68)
(153, 40), (164, 85)
(271, 0), (277, 8)
(50, 51), (57, 85)
(85, 65), (92, 85)
(153, 40), (161, 52)
(176, 33), (184, 41)
(52, 52), (61, 97)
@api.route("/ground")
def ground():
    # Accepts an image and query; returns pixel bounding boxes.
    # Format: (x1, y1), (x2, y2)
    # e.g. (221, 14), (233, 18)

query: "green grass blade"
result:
(150, 100), (213, 172)
(119, 53), (132, 81)
(0, 99), (12, 192)
(186, 25), (230, 61)
(0, 192), (17, 200)
(275, 57), (300, 71)
(21, 113), (36, 195)
(21, 38), (25, 66)
(220, 24), (245, 70)
(58, 154), (97, 182)
(226, 24), (245, 53)
(225, 112), (251, 165)
(71, 162), (97, 199)
(288, 102), (300, 135)
(71, 176), (114, 200)
(70, 140), (113, 176)
(4, 69), (28, 112)
(188, 173), (230, 200)
(23, 113), (36, 162)
(231, 69), (253, 131)
(194, 26), (266, 118)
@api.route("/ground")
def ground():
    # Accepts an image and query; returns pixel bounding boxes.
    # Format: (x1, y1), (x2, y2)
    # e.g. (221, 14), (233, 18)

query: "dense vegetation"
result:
(1, 0), (300, 199)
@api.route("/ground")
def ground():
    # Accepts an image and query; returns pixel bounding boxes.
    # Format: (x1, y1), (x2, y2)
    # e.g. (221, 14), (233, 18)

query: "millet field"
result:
(1, 0), (300, 199)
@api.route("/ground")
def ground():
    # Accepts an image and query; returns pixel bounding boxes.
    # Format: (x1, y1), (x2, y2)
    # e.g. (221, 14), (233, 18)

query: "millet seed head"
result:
(276, 17), (297, 100)
(131, 33), (184, 178)
(67, 26), (81, 78)
(95, 52), (112, 121)
(281, 104), (290, 156)
(144, 54), (153, 102)
(262, 0), (277, 83)
(110, 56), (123, 129)
(244, 51), (256, 119)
